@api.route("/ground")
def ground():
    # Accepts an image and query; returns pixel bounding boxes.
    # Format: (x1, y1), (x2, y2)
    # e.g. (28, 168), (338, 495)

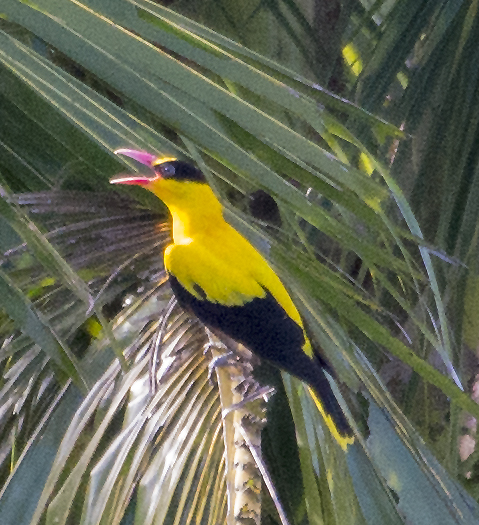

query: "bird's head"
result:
(111, 149), (206, 185)
(111, 149), (214, 208)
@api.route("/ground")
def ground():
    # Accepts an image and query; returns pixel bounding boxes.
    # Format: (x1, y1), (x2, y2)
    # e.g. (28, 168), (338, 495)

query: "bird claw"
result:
(207, 351), (238, 384)
(203, 327), (228, 356)
(203, 340), (228, 356)
(222, 386), (276, 417)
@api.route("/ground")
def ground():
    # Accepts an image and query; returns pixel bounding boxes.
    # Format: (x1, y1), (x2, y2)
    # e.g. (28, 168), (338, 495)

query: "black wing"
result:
(170, 274), (321, 386)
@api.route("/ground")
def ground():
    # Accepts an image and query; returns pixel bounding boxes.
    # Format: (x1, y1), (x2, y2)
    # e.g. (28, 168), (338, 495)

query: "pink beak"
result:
(110, 149), (158, 185)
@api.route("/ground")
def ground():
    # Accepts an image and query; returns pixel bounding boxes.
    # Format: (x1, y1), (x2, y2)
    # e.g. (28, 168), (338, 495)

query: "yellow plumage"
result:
(154, 180), (305, 328)
(112, 151), (354, 449)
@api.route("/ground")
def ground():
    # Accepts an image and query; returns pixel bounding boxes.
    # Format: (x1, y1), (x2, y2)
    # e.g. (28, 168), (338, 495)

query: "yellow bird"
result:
(111, 149), (354, 449)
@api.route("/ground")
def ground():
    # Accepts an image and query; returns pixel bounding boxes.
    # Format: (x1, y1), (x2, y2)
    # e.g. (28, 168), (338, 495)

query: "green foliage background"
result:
(1, 1), (479, 524)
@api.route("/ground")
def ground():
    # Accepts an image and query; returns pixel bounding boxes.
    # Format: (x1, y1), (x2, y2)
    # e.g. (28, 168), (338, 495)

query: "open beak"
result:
(110, 149), (158, 186)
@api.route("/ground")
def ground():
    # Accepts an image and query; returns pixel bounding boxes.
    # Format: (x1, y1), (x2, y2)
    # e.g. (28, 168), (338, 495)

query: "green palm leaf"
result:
(1, 1), (479, 524)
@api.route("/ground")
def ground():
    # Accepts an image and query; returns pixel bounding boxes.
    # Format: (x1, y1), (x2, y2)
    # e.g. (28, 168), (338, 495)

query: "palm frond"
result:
(1, 1), (479, 523)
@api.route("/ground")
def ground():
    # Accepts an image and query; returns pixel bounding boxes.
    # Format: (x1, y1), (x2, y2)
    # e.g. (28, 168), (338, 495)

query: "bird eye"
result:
(159, 163), (176, 178)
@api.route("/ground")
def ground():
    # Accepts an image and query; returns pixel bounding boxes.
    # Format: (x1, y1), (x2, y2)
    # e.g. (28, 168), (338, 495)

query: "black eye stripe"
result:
(159, 163), (176, 177)
(154, 161), (206, 183)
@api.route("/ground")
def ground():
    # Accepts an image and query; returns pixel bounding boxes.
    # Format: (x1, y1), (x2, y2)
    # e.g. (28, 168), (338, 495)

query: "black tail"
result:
(305, 359), (354, 450)
(273, 340), (354, 448)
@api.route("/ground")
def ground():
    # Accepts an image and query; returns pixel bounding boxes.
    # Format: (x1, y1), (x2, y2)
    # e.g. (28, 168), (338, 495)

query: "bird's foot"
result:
(207, 351), (239, 384)
(203, 327), (228, 356)
(203, 339), (228, 356)
(222, 385), (275, 417)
